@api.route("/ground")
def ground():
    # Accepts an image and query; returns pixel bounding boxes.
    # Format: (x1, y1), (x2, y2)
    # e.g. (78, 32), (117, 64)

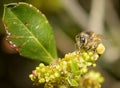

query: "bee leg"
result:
(75, 43), (80, 50)
(75, 43), (81, 54)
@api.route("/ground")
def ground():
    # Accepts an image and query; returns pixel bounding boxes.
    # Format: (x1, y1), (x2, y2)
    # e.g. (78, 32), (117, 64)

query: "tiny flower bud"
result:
(54, 72), (60, 78)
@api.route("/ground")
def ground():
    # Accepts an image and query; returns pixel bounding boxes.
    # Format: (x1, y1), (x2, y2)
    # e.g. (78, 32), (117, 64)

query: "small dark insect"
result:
(75, 31), (105, 55)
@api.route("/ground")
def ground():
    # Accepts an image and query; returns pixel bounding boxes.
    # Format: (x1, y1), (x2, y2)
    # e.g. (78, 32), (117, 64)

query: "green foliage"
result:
(3, 2), (57, 64)
(2, 2), (104, 88)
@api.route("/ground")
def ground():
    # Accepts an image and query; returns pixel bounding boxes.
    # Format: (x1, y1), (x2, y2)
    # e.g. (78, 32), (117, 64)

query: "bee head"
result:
(79, 31), (93, 45)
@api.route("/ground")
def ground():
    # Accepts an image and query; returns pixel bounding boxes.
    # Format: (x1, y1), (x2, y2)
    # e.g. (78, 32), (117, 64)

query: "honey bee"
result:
(75, 31), (105, 55)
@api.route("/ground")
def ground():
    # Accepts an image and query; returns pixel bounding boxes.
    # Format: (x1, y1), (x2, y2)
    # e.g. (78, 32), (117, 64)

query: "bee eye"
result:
(80, 37), (85, 43)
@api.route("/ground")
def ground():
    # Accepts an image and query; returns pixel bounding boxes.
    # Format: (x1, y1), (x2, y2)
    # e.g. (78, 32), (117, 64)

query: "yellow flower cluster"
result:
(29, 50), (104, 88)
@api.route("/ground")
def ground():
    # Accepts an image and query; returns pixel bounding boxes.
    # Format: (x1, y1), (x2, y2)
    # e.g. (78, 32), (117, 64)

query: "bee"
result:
(75, 31), (105, 55)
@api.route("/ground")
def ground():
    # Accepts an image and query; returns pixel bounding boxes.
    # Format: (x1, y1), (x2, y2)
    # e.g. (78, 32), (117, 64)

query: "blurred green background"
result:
(0, 0), (120, 88)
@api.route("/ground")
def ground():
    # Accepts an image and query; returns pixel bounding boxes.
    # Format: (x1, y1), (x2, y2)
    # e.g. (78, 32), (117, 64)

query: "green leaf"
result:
(67, 78), (79, 87)
(71, 60), (80, 75)
(3, 2), (57, 64)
